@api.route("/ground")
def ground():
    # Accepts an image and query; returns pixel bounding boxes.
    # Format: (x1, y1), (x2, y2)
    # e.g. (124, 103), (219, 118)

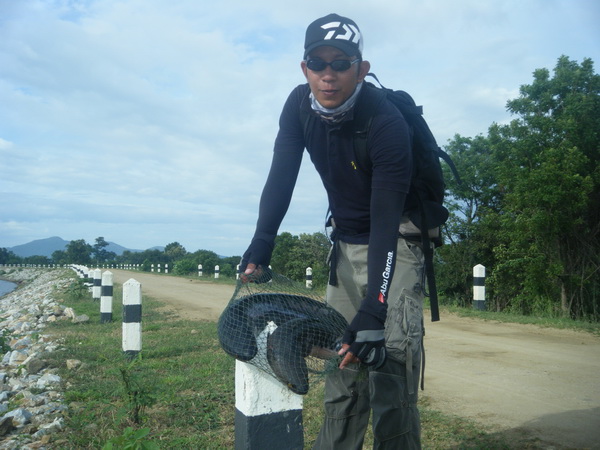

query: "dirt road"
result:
(111, 270), (600, 449)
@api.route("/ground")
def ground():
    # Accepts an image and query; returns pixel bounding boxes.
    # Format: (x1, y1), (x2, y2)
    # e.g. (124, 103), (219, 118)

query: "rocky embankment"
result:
(0, 268), (84, 449)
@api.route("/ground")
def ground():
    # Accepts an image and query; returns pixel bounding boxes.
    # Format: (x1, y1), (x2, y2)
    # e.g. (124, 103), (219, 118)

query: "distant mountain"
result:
(105, 242), (136, 255)
(8, 236), (69, 258)
(6, 237), (158, 258)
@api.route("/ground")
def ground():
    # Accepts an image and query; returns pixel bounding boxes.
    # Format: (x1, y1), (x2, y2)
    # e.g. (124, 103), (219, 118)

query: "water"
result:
(0, 279), (18, 297)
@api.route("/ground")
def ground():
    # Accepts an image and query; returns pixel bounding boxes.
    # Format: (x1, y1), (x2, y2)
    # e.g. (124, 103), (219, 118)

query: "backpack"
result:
(302, 73), (460, 322)
(354, 74), (461, 322)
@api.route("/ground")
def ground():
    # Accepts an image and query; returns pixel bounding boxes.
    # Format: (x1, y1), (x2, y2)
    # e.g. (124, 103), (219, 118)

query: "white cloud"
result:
(0, 137), (12, 149)
(0, 0), (598, 255)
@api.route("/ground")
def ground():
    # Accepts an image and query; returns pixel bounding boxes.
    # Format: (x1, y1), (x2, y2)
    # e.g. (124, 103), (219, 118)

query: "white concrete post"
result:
(83, 267), (91, 286)
(198, 264), (203, 277)
(157, 263), (161, 273)
(151, 264), (154, 272)
(92, 268), (102, 300)
(165, 264), (169, 274)
(234, 323), (303, 449)
(306, 267), (313, 289)
(100, 271), (113, 323)
(215, 265), (220, 279)
(473, 264), (486, 311)
(122, 279), (142, 359)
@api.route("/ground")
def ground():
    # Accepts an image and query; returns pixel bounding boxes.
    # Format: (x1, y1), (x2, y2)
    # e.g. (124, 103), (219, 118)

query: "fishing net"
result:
(218, 269), (347, 395)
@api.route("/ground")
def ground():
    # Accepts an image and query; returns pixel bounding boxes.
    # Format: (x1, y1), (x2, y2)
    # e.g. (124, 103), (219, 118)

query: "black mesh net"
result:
(218, 269), (347, 395)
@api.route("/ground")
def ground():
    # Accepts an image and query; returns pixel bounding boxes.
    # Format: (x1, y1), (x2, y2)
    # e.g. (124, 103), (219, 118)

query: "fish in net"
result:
(217, 269), (347, 395)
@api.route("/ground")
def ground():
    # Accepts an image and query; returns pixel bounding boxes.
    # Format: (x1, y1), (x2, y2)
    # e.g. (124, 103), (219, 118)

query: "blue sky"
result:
(1, 0), (598, 256)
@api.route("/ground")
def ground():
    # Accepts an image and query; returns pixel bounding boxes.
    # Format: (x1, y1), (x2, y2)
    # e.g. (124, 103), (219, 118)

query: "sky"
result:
(1, 0), (599, 257)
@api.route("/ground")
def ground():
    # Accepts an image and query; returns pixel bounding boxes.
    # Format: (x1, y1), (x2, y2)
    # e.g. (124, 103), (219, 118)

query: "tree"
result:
(118, 249), (167, 267)
(65, 239), (93, 265)
(271, 232), (330, 287)
(93, 237), (116, 263)
(436, 134), (503, 305)
(491, 56), (599, 318)
(440, 56), (599, 319)
(164, 242), (187, 263)
(271, 232), (300, 275)
(51, 250), (69, 266)
(0, 248), (19, 265)
(190, 249), (219, 275)
(24, 255), (50, 266)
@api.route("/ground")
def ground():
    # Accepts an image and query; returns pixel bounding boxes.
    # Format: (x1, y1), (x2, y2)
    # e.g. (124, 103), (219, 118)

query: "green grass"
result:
(439, 303), (600, 336)
(43, 272), (557, 449)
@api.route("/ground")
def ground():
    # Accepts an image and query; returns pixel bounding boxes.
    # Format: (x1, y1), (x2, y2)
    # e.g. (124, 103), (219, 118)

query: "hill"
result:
(6, 237), (153, 258)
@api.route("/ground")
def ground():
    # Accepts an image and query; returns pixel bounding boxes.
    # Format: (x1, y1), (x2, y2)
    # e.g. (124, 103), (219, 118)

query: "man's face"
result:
(301, 46), (370, 109)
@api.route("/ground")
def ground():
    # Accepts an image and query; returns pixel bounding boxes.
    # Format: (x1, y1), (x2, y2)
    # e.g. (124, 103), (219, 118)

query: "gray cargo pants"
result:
(313, 238), (425, 450)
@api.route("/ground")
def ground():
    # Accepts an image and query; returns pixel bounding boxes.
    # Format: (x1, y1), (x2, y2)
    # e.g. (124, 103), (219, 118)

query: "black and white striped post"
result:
(235, 323), (303, 449)
(198, 264), (203, 277)
(122, 279), (142, 359)
(100, 270), (113, 323)
(92, 268), (102, 300)
(473, 264), (486, 311)
(305, 267), (313, 289)
(215, 265), (220, 279)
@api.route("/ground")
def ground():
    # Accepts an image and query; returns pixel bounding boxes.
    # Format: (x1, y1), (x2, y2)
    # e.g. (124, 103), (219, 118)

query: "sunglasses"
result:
(305, 58), (360, 72)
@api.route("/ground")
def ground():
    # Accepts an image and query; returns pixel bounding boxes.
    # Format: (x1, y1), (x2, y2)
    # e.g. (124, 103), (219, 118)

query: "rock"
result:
(0, 268), (79, 447)
(3, 408), (32, 427)
(63, 307), (75, 319)
(26, 359), (47, 375)
(32, 417), (64, 438)
(8, 351), (28, 366)
(28, 434), (53, 448)
(0, 417), (14, 437)
(72, 314), (89, 324)
(65, 359), (81, 370)
(36, 374), (61, 389)
(10, 337), (31, 350)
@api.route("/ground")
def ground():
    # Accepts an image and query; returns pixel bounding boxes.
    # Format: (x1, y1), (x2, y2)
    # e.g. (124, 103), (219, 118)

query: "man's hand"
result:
(239, 238), (274, 283)
(338, 310), (386, 370)
(239, 264), (272, 284)
(239, 263), (258, 283)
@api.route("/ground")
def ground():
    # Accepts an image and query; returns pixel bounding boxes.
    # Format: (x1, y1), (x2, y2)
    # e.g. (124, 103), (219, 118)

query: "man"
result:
(241, 13), (424, 449)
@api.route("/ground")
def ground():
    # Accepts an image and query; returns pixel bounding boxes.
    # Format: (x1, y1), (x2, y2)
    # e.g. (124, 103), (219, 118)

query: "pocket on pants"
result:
(369, 369), (411, 440)
(385, 289), (423, 366)
(323, 366), (369, 419)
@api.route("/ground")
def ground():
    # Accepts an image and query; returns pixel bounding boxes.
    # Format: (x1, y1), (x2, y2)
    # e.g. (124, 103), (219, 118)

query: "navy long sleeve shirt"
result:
(253, 83), (412, 317)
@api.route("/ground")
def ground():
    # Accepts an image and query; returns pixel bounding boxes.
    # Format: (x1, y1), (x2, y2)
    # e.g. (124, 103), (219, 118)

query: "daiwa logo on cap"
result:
(304, 14), (363, 58)
(321, 21), (361, 45)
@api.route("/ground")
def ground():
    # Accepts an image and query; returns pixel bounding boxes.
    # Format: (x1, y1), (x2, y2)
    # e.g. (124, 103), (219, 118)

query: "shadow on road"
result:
(454, 406), (600, 449)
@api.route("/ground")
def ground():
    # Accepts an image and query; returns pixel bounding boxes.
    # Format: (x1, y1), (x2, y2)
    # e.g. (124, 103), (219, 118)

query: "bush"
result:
(172, 259), (198, 276)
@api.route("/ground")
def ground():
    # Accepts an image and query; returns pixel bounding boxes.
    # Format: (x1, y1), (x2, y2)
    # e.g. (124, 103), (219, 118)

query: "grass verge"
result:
(45, 272), (550, 449)
(440, 304), (600, 336)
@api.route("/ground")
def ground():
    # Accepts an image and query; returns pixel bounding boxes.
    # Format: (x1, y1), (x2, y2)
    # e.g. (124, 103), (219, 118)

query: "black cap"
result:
(304, 13), (363, 60)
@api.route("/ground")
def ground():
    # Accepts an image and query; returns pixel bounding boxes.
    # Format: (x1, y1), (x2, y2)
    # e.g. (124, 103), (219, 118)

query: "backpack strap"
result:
(353, 79), (442, 322)
(351, 82), (387, 172)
